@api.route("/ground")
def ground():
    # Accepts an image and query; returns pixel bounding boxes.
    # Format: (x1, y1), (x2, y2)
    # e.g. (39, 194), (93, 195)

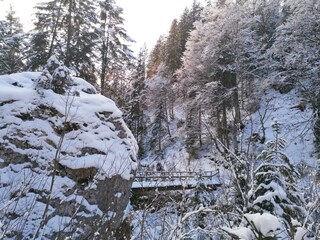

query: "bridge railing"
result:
(134, 171), (218, 182)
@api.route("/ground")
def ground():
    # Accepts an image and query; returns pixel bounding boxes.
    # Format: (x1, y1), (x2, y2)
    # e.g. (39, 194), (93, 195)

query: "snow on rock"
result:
(0, 72), (138, 239)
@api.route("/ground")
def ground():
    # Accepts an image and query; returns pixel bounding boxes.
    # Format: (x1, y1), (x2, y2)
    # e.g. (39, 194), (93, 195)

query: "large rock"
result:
(0, 72), (138, 239)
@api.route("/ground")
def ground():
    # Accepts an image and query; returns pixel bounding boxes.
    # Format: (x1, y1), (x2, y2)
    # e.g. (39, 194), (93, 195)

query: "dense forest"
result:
(0, 0), (320, 239)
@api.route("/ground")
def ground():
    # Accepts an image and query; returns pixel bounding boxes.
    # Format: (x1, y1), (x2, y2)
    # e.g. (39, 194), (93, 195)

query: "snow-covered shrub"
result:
(34, 55), (73, 95)
(35, 69), (52, 91)
(44, 55), (62, 73)
(51, 65), (73, 94)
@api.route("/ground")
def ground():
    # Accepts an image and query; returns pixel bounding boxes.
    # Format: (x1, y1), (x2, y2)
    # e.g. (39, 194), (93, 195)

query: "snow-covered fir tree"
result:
(251, 120), (307, 238)
(30, 0), (99, 83)
(125, 46), (148, 157)
(0, 5), (25, 74)
(98, 0), (134, 96)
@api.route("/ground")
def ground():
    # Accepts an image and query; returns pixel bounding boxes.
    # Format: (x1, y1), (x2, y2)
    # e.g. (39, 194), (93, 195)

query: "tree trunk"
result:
(233, 87), (241, 125)
(65, 0), (73, 66)
(48, 0), (63, 59)
(198, 105), (202, 147)
(100, 19), (110, 96)
(232, 87), (241, 152)
(222, 103), (229, 150)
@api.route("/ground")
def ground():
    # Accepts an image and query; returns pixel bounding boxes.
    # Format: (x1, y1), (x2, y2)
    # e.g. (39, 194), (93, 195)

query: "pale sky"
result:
(117, 0), (205, 53)
(0, 0), (205, 54)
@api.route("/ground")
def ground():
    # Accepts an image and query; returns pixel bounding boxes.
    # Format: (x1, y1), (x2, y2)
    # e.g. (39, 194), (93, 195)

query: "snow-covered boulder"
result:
(0, 72), (138, 239)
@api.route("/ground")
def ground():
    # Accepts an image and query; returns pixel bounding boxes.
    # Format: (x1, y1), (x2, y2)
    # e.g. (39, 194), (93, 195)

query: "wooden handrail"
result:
(134, 170), (218, 182)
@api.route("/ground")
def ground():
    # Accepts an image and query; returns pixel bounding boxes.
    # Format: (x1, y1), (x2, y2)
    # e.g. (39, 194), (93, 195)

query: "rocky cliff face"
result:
(0, 72), (138, 239)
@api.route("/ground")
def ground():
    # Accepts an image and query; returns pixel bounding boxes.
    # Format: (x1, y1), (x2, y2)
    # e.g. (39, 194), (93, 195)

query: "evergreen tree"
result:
(126, 46), (147, 157)
(185, 103), (202, 159)
(164, 19), (181, 77)
(178, 8), (191, 54)
(66, 0), (98, 83)
(162, 1), (203, 78)
(151, 97), (168, 152)
(103, 62), (132, 109)
(30, 0), (98, 83)
(98, 0), (134, 96)
(0, 5), (25, 74)
(52, 65), (73, 95)
(0, 20), (8, 72)
(178, 1), (203, 55)
(147, 35), (166, 78)
(28, 0), (64, 70)
(35, 69), (52, 91)
(250, 120), (307, 238)
(27, 31), (50, 71)
(223, 120), (310, 239)
(146, 73), (173, 153)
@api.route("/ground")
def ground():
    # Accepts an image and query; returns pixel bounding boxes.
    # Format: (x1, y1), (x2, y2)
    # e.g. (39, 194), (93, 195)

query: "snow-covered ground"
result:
(245, 88), (316, 166)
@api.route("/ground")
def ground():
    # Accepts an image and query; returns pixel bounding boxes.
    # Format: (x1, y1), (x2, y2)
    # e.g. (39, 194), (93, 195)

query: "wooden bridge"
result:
(132, 170), (220, 191)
